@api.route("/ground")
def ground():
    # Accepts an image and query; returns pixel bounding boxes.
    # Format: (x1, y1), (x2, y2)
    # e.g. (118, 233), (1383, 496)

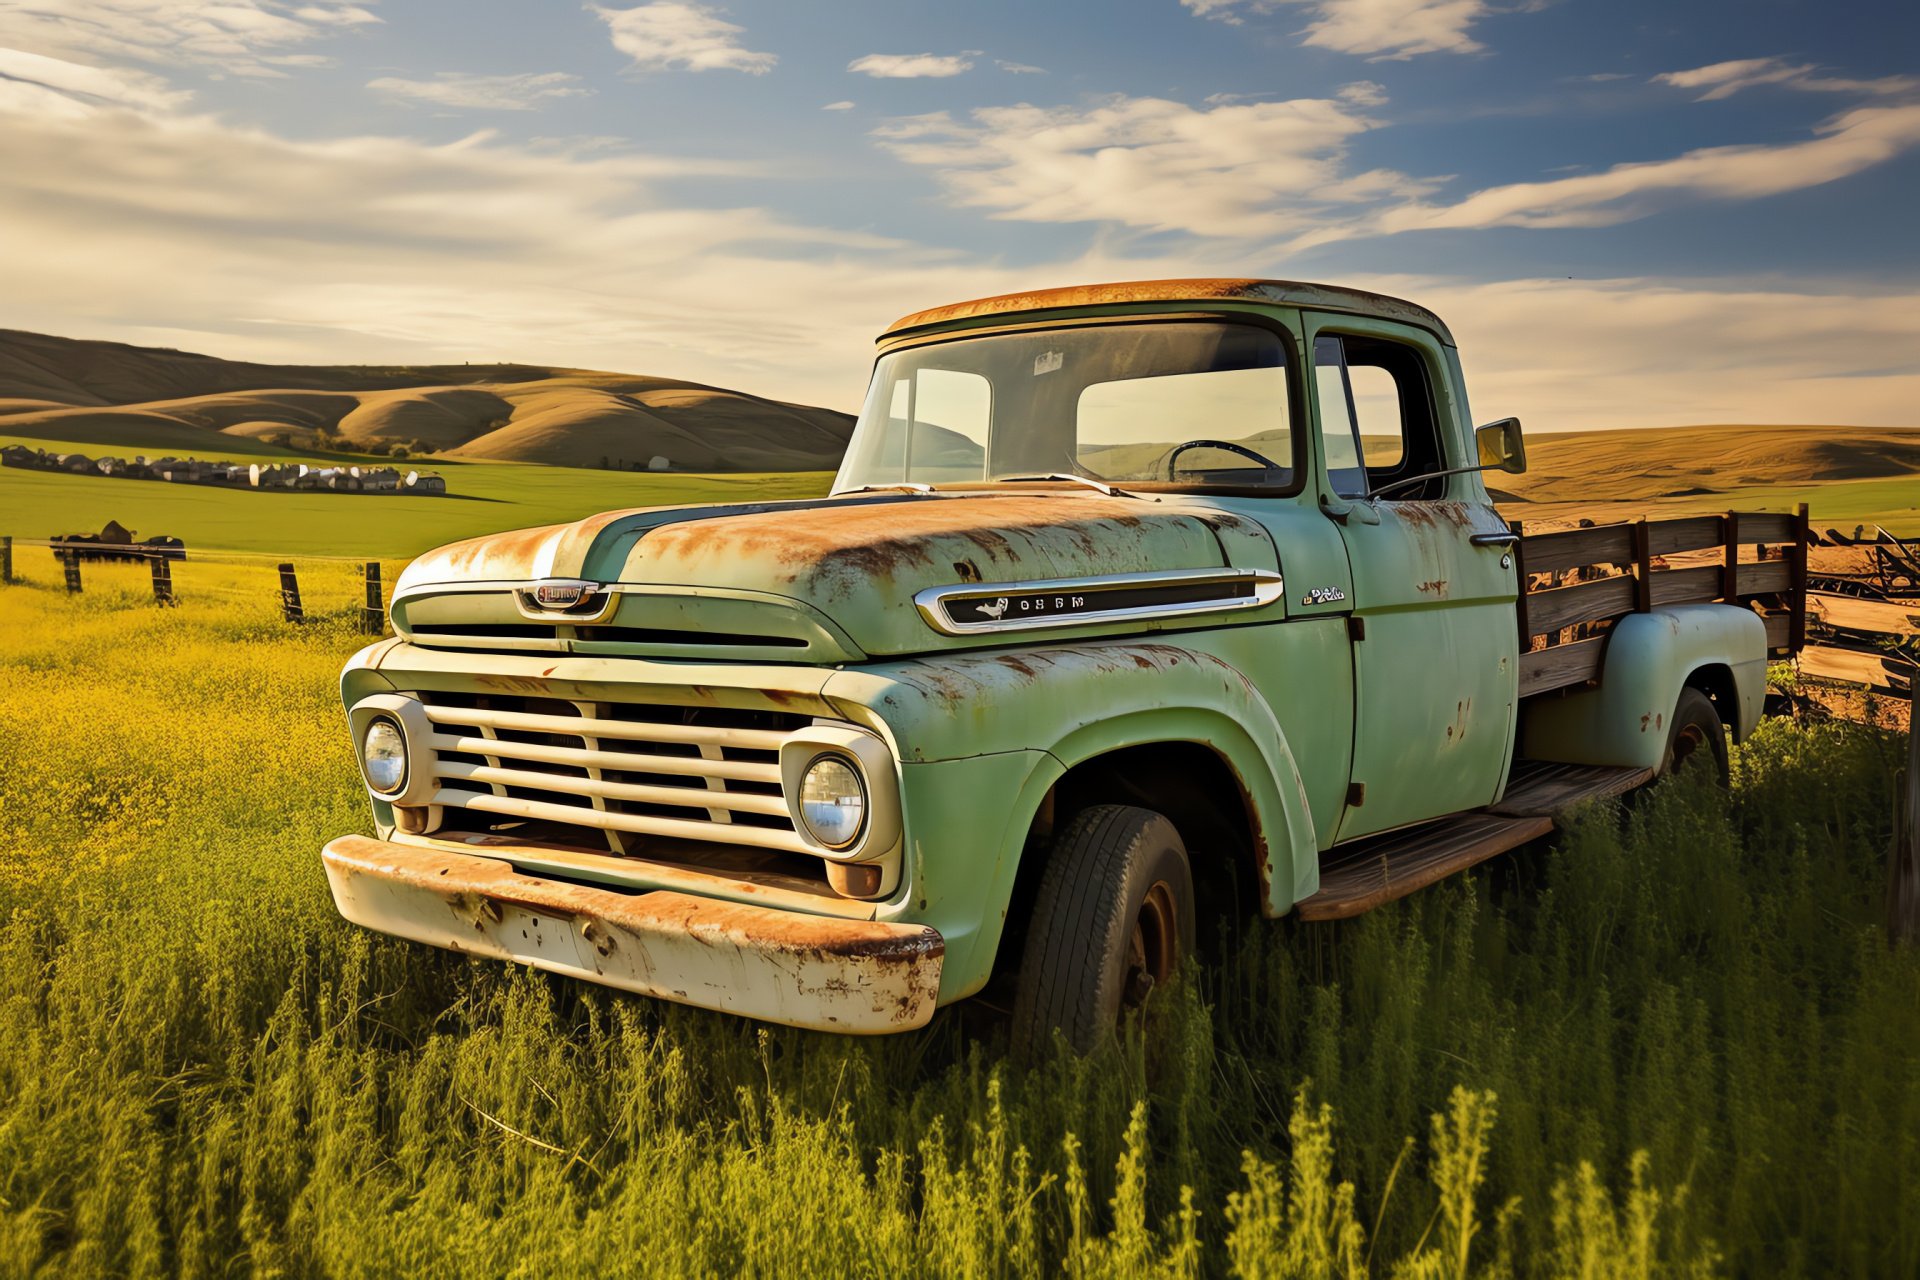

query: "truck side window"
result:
(1312, 333), (1444, 501)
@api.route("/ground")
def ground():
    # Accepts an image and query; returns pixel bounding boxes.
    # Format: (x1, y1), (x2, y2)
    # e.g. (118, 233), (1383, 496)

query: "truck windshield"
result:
(833, 320), (1296, 493)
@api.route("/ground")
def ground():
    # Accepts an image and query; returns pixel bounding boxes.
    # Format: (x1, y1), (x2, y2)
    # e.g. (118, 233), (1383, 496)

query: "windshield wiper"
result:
(997, 472), (1146, 500)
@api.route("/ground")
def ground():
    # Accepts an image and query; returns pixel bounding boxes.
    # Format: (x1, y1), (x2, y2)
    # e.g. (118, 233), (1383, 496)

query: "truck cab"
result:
(324, 279), (1787, 1050)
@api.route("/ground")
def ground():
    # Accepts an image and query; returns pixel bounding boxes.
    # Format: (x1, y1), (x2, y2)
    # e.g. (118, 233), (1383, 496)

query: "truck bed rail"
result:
(1512, 505), (1808, 699)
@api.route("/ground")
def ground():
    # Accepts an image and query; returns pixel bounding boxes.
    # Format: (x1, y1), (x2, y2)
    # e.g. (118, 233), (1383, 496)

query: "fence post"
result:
(1721, 511), (1739, 603)
(277, 563), (304, 622)
(1630, 516), (1652, 613)
(61, 549), (82, 594)
(150, 554), (176, 606)
(1892, 713), (1920, 946)
(1789, 501), (1810, 656)
(360, 561), (385, 634)
(1, 536), (10, 585)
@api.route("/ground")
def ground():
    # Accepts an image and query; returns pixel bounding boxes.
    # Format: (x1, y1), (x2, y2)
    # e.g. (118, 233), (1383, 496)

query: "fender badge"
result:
(530, 579), (597, 608)
(1302, 586), (1348, 605)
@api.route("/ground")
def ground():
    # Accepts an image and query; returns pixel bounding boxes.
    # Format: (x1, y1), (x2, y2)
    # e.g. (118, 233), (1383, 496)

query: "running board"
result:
(1295, 762), (1652, 922)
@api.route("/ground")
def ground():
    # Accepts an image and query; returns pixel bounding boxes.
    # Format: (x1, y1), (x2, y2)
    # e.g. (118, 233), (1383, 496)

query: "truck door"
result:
(1304, 314), (1518, 842)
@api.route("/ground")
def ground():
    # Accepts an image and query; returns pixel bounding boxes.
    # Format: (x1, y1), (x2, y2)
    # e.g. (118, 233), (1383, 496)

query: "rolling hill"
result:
(1494, 423), (1920, 505)
(0, 328), (854, 472)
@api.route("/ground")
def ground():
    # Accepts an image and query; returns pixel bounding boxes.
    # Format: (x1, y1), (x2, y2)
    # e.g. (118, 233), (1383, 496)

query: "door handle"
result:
(1469, 532), (1520, 547)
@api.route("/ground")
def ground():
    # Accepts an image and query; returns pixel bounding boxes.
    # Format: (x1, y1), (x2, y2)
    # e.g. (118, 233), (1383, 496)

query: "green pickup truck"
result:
(325, 278), (1807, 1053)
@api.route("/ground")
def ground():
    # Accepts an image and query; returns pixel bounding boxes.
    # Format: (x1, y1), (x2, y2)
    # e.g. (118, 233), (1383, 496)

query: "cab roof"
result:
(881, 277), (1456, 347)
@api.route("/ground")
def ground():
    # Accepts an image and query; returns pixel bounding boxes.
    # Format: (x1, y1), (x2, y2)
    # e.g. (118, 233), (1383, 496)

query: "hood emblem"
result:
(529, 579), (597, 609)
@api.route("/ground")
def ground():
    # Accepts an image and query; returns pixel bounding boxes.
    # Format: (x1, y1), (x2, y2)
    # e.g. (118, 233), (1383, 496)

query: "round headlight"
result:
(800, 755), (865, 848)
(362, 718), (407, 794)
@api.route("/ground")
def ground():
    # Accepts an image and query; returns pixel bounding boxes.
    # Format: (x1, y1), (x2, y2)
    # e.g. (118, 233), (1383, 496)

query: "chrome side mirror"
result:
(1475, 417), (1527, 475)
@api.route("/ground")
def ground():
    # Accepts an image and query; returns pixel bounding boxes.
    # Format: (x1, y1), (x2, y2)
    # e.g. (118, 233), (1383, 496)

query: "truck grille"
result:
(417, 693), (812, 855)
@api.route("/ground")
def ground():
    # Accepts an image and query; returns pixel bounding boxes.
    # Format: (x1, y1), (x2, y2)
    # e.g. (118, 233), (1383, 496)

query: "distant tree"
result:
(268, 432), (293, 449)
(391, 447), (410, 460)
(365, 441), (392, 457)
(407, 439), (436, 455)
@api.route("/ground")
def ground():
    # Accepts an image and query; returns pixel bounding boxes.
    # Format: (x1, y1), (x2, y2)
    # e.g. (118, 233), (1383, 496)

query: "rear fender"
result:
(1521, 604), (1767, 770)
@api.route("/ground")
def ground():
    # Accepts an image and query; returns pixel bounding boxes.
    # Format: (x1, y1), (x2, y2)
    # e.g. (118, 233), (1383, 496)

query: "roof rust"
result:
(881, 277), (1455, 345)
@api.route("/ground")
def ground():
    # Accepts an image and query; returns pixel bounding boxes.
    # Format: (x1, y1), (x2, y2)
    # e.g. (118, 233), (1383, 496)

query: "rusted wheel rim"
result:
(1122, 881), (1178, 1012)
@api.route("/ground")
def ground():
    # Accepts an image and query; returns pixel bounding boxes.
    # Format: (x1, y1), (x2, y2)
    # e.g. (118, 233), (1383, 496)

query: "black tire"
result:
(1009, 805), (1195, 1062)
(1662, 687), (1728, 784)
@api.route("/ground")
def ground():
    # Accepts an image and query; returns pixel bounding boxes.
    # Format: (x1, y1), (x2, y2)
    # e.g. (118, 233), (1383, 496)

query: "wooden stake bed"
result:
(1294, 761), (1653, 921)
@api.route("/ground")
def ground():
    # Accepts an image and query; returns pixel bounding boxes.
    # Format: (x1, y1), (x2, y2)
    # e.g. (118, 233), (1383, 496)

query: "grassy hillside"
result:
(1, 560), (1914, 1274)
(1495, 424), (1920, 532)
(0, 433), (834, 558)
(0, 328), (855, 472)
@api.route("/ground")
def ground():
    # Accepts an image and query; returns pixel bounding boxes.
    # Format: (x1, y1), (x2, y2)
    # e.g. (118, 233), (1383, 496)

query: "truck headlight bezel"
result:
(346, 693), (439, 808)
(779, 724), (901, 863)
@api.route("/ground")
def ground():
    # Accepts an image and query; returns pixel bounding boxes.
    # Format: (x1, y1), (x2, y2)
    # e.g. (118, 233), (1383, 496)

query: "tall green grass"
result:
(1, 558), (1915, 1277)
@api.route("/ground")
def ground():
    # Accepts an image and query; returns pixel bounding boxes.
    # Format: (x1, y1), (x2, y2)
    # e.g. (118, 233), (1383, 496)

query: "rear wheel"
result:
(1662, 687), (1728, 783)
(1009, 805), (1194, 1062)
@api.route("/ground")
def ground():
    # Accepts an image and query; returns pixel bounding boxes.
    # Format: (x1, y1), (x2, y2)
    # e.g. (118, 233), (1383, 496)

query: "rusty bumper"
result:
(322, 836), (945, 1033)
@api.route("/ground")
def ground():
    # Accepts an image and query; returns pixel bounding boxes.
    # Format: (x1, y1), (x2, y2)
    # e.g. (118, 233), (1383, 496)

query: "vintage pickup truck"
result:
(324, 278), (1809, 1054)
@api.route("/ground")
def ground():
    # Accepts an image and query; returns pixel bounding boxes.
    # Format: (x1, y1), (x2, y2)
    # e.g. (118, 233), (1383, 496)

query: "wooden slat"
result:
(1522, 524), (1634, 575)
(1647, 515), (1726, 557)
(1799, 646), (1913, 692)
(1631, 518), (1652, 612)
(1649, 564), (1723, 608)
(1763, 612), (1791, 649)
(1491, 761), (1654, 817)
(1519, 637), (1606, 696)
(1298, 813), (1555, 921)
(1736, 560), (1793, 595)
(1526, 574), (1634, 635)
(1808, 592), (1920, 636)
(1739, 513), (1796, 543)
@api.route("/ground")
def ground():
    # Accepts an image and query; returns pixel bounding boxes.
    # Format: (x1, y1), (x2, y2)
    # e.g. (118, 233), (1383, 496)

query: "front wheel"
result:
(1662, 687), (1728, 784)
(1009, 805), (1195, 1062)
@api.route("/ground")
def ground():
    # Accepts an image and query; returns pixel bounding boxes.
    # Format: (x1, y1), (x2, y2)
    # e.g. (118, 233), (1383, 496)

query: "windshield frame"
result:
(837, 311), (1307, 499)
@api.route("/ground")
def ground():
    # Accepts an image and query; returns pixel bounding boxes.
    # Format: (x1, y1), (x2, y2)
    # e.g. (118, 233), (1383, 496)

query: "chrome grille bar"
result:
(417, 696), (802, 852)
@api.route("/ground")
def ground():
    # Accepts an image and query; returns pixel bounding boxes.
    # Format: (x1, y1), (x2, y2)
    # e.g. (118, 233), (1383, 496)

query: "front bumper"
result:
(322, 835), (945, 1033)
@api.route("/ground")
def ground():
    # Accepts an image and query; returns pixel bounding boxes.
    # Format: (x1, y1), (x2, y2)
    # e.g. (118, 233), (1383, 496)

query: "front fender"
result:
(823, 640), (1319, 999)
(1521, 604), (1767, 770)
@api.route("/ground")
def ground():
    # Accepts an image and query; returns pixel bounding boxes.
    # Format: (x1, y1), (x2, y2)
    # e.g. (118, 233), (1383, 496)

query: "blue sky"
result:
(0, 0), (1914, 430)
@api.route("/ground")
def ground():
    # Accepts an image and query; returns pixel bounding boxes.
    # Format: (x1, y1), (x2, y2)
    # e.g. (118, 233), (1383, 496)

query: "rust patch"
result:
(475, 675), (554, 696)
(880, 278), (1453, 342)
(633, 494), (1223, 604)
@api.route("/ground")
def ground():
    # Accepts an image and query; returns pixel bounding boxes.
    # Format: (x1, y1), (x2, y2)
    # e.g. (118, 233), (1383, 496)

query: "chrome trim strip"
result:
(913, 567), (1284, 636)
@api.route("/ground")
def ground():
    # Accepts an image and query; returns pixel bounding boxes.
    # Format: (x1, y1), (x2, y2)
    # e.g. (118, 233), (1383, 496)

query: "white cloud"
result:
(847, 53), (973, 79)
(875, 93), (1433, 238)
(996, 60), (1046, 74)
(822, 100), (854, 111)
(368, 71), (590, 111)
(1183, 0), (1491, 59)
(1337, 79), (1388, 106)
(1653, 56), (1918, 102)
(0, 45), (184, 111)
(1354, 103), (1920, 238)
(1372, 274), (1920, 432)
(594, 3), (775, 75)
(0, 0), (378, 77)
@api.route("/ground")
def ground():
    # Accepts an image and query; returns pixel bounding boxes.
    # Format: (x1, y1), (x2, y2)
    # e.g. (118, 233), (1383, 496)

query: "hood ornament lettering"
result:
(531, 580), (596, 608)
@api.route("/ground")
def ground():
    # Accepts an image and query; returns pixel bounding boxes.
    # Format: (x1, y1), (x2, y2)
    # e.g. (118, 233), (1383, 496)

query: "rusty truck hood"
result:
(395, 491), (1275, 657)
